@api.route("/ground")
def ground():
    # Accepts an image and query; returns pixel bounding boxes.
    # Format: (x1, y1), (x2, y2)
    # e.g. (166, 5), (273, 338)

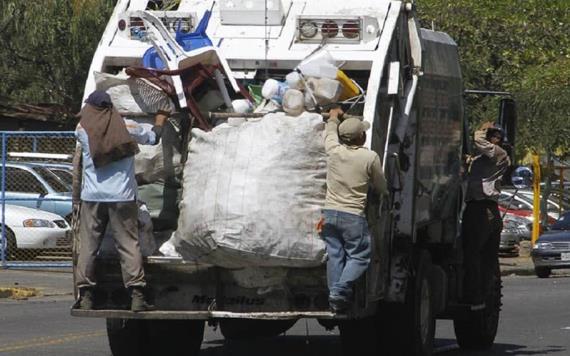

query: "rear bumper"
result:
(70, 309), (344, 320)
(531, 250), (570, 269)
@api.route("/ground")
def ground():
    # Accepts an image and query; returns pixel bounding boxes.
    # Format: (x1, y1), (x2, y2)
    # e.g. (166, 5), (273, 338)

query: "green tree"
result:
(0, 0), (115, 117)
(417, 0), (569, 147)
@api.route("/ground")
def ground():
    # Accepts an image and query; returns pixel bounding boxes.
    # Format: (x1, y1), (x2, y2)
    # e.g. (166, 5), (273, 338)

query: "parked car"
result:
(1, 162), (72, 220)
(0, 204), (71, 260)
(498, 190), (557, 225)
(500, 214), (532, 256)
(531, 211), (570, 278)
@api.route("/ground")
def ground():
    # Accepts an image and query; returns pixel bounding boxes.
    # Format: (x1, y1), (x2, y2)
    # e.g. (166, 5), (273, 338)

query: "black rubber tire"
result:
(106, 318), (204, 356)
(339, 316), (379, 356)
(454, 263), (502, 350)
(106, 319), (147, 356)
(535, 267), (551, 279)
(377, 251), (436, 356)
(220, 319), (297, 340)
(146, 319), (205, 356)
(2, 228), (20, 261)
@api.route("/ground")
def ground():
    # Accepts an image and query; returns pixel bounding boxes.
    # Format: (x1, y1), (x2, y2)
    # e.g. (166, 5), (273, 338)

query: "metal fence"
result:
(1, 131), (76, 268)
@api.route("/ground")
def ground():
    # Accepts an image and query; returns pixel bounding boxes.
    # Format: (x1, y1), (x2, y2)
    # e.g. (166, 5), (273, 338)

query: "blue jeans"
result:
(321, 209), (371, 301)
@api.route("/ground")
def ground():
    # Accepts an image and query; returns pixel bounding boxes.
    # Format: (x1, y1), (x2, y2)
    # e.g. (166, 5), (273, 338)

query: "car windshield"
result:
(33, 167), (70, 193)
(551, 213), (570, 231)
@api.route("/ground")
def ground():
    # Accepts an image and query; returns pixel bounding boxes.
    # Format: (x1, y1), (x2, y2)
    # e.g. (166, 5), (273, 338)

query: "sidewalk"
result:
(499, 256), (535, 276)
(0, 268), (73, 299)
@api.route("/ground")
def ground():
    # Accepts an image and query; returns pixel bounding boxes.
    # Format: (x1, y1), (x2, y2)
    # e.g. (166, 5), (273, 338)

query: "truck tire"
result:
(106, 319), (146, 356)
(106, 318), (204, 356)
(146, 319), (205, 356)
(339, 316), (379, 356)
(220, 319), (297, 340)
(378, 251), (435, 356)
(535, 267), (551, 279)
(453, 263), (501, 350)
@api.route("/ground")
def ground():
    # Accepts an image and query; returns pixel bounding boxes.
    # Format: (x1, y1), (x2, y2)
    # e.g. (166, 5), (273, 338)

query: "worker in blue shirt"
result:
(74, 90), (167, 312)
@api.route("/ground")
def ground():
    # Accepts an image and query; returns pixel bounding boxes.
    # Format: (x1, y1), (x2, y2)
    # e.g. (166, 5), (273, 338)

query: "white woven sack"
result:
(171, 112), (327, 268)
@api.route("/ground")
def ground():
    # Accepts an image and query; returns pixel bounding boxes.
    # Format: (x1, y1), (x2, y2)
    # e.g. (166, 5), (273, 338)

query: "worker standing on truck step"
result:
(462, 122), (511, 310)
(321, 107), (388, 314)
(74, 90), (168, 312)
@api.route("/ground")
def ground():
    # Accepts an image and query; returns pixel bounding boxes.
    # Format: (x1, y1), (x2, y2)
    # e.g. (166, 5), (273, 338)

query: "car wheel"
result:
(535, 267), (551, 279)
(1, 228), (20, 261)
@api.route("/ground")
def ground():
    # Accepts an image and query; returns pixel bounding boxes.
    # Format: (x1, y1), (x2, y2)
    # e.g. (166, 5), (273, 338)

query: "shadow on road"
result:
(201, 335), (342, 356)
(438, 338), (566, 355)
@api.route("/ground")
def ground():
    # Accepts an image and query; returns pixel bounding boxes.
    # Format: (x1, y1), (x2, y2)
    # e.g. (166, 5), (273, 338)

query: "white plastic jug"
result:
(232, 99), (253, 113)
(261, 79), (289, 104)
(306, 77), (343, 105)
(285, 71), (304, 90)
(297, 49), (338, 79)
(282, 89), (305, 116)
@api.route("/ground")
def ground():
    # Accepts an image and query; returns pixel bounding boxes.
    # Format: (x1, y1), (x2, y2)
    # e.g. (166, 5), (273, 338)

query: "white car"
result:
(1, 204), (71, 260)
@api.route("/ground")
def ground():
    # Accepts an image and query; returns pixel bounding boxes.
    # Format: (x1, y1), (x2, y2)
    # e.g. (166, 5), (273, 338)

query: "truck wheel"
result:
(339, 316), (379, 356)
(220, 319), (297, 340)
(453, 263), (502, 350)
(106, 319), (147, 356)
(406, 251), (436, 356)
(146, 319), (204, 356)
(377, 251), (435, 356)
(535, 267), (551, 278)
(107, 319), (205, 356)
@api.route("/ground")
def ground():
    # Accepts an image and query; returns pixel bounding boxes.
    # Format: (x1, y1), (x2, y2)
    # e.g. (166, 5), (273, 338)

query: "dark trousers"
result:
(76, 201), (146, 289)
(461, 200), (502, 304)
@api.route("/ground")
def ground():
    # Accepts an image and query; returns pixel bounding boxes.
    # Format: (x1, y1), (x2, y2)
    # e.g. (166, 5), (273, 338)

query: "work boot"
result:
(329, 296), (349, 314)
(130, 287), (155, 312)
(77, 288), (94, 310)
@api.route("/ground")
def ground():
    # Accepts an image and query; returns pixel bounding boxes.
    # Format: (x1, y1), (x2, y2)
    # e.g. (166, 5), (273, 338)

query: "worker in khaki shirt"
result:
(321, 107), (387, 313)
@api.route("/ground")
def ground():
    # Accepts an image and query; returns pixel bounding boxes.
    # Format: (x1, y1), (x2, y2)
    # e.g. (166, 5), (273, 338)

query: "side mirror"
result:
(511, 166), (533, 189)
(497, 98), (517, 147)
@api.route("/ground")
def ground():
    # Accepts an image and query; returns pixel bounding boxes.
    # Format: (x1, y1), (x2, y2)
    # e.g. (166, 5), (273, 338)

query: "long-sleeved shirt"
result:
(76, 119), (156, 202)
(324, 118), (387, 216)
(465, 129), (511, 202)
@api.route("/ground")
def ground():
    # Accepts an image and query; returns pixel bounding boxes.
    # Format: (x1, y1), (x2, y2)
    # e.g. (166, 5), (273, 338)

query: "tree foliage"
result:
(0, 0), (115, 116)
(417, 0), (570, 158)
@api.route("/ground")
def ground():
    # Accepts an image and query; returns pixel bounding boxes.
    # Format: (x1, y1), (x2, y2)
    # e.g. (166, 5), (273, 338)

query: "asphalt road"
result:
(1, 275), (569, 355)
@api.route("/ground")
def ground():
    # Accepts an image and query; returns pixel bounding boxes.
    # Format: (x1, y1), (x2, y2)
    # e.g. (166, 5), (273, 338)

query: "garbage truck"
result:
(71, 0), (519, 355)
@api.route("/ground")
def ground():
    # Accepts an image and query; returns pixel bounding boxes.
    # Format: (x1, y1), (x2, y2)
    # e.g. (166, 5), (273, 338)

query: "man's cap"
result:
(85, 90), (113, 108)
(338, 118), (371, 141)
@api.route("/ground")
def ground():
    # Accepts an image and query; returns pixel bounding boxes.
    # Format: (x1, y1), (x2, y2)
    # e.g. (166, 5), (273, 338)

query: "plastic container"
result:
(282, 89), (305, 116)
(285, 71), (304, 90)
(306, 77), (343, 105)
(336, 70), (360, 100)
(261, 79), (289, 104)
(297, 49), (338, 79)
(232, 99), (254, 113)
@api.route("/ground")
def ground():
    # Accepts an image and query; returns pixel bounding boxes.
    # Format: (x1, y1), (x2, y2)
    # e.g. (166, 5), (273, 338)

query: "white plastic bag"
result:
(170, 112), (327, 268)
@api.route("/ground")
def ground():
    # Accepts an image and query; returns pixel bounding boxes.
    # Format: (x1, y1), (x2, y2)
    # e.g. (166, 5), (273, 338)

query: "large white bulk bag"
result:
(170, 112), (327, 268)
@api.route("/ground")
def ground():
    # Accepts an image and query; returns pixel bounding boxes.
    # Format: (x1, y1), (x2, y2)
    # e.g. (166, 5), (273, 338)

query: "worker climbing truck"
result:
(71, 0), (519, 355)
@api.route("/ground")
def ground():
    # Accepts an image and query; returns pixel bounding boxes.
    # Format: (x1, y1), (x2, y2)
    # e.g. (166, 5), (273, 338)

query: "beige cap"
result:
(338, 118), (371, 141)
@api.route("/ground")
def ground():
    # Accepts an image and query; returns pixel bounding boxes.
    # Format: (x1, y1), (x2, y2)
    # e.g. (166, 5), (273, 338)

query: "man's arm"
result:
(126, 111), (169, 145)
(324, 108), (343, 153)
(370, 155), (388, 195)
(473, 129), (508, 163)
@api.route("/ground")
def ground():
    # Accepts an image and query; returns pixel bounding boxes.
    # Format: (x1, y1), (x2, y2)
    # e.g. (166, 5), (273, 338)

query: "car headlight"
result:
(533, 242), (553, 250)
(23, 219), (56, 228)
